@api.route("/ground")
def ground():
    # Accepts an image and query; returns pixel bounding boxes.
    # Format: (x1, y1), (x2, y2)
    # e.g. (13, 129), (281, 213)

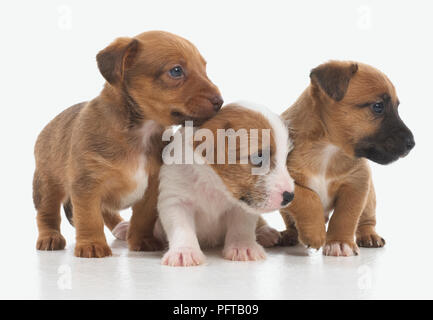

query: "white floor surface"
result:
(2, 228), (432, 300)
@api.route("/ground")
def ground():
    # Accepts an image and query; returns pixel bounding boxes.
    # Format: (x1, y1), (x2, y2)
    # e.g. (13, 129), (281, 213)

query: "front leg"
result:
(356, 182), (385, 248)
(324, 174), (370, 256)
(159, 202), (205, 267)
(128, 173), (164, 251)
(72, 194), (112, 258)
(279, 183), (326, 249)
(223, 207), (265, 261)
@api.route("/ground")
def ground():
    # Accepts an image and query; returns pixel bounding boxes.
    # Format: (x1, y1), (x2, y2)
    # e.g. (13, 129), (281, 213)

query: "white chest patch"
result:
(307, 144), (339, 212)
(120, 156), (148, 209)
(308, 175), (332, 211)
(119, 120), (161, 209)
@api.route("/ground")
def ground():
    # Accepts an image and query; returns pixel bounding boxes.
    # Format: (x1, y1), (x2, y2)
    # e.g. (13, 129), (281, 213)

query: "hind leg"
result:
(34, 171), (66, 250)
(279, 212), (299, 247)
(256, 216), (280, 248)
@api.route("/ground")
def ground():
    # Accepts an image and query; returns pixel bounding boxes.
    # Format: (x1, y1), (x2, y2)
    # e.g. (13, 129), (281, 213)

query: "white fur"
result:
(118, 121), (162, 209)
(112, 221), (129, 240)
(323, 242), (359, 257)
(156, 103), (294, 266)
(120, 155), (148, 209)
(307, 144), (339, 218)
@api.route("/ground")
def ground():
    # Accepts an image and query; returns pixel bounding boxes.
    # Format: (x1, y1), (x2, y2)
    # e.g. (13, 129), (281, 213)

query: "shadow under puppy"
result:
(279, 61), (415, 256)
(33, 31), (223, 258)
(154, 102), (295, 266)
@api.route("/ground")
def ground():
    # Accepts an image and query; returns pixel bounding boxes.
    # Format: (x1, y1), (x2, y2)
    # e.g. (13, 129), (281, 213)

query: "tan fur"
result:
(33, 31), (222, 257)
(279, 61), (400, 253)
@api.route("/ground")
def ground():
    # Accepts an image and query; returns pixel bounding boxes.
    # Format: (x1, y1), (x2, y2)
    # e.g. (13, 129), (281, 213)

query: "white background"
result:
(0, 0), (432, 299)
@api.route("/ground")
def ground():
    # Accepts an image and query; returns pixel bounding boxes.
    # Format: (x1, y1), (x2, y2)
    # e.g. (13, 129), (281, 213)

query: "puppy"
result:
(153, 103), (295, 266)
(279, 61), (415, 256)
(33, 31), (223, 257)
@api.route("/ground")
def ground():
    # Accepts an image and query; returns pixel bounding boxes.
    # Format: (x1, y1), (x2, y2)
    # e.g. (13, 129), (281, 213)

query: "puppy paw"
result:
(256, 225), (280, 248)
(279, 228), (299, 247)
(112, 221), (129, 241)
(162, 247), (206, 267)
(298, 225), (326, 249)
(36, 232), (66, 251)
(356, 231), (385, 248)
(323, 241), (359, 257)
(74, 241), (112, 258)
(223, 242), (266, 261)
(128, 236), (164, 252)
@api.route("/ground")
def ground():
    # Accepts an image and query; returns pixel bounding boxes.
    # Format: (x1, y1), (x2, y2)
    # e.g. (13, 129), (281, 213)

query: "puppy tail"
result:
(63, 199), (75, 227)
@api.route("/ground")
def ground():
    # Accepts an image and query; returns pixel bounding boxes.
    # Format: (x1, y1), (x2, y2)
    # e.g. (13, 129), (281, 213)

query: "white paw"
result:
(161, 247), (206, 267)
(323, 241), (359, 257)
(223, 242), (266, 261)
(112, 221), (129, 241)
(256, 225), (281, 247)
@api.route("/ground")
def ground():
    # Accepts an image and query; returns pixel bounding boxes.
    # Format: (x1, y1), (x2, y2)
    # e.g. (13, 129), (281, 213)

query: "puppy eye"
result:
(251, 150), (265, 167)
(372, 102), (385, 114)
(168, 66), (184, 79)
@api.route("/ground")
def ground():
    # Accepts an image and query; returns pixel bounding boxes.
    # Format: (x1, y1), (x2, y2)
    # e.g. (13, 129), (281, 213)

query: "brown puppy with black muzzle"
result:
(278, 60), (415, 256)
(33, 31), (223, 258)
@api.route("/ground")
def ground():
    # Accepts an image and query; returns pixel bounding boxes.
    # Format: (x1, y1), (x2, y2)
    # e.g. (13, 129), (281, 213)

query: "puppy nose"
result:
(210, 95), (223, 111)
(406, 137), (415, 151)
(281, 191), (294, 206)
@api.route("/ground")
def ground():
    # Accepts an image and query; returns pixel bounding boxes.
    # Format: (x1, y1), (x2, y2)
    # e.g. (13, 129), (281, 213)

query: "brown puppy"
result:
(33, 31), (223, 258)
(279, 61), (414, 256)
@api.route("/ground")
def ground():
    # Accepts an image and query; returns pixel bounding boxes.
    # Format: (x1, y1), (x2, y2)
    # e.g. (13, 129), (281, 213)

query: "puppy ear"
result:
(96, 37), (139, 85)
(310, 61), (358, 101)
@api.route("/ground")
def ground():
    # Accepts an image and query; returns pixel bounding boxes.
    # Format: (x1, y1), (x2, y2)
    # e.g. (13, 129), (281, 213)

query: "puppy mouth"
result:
(170, 110), (211, 126)
(400, 148), (412, 158)
(239, 193), (263, 211)
(354, 144), (403, 165)
(239, 195), (253, 206)
(239, 192), (274, 213)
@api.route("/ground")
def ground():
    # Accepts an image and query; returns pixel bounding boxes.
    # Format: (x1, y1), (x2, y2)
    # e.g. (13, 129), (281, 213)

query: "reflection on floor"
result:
(2, 235), (432, 299)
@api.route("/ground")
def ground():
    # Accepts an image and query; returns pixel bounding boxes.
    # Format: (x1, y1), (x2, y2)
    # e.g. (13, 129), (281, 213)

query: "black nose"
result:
(281, 191), (294, 206)
(210, 95), (223, 111)
(406, 137), (415, 151)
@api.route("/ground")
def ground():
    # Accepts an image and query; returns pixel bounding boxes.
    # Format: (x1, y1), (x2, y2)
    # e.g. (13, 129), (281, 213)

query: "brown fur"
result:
(279, 61), (414, 254)
(33, 31), (222, 257)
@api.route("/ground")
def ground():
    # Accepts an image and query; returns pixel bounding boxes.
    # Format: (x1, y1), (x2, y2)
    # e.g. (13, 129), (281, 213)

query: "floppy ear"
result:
(310, 61), (358, 101)
(96, 37), (139, 85)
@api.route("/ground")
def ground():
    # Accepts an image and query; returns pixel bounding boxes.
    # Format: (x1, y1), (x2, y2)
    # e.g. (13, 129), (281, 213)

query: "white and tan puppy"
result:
(154, 102), (295, 267)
